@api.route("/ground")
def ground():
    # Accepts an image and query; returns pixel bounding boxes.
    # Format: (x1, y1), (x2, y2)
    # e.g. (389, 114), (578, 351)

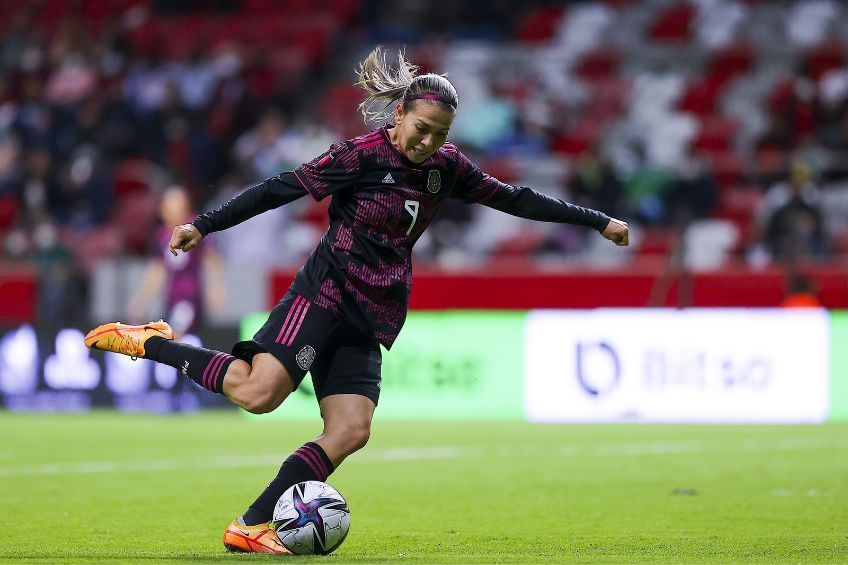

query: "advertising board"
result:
(524, 309), (830, 423)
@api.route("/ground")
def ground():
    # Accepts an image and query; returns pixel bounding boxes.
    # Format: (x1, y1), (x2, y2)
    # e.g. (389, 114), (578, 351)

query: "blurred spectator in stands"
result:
(0, 132), (22, 197)
(233, 109), (297, 179)
(759, 64), (816, 153)
(622, 142), (671, 224)
(780, 272), (823, 308)
(14, 75), (51, 149)
(0, 7), (38, 72)
(665, 147), (719, 225)
(571, 145), (623, 220)
(450, 81), (517, 151)
(761, 161), (828, 263)
(752, 160), (821, 243)
(92, 17), (133, 80)
(32, 218), (79, 329)
(174, 46), (218, 113)
(95, 81), (141, 161)
(123, 47), (173, 164)
(814, 68), (848, 180)
(43, 20), (97, 109)
(814, 69), (848, 149)
(55, 147), (111, 229)
(24, 146), (60, 221)
(128, 186), (225, 335)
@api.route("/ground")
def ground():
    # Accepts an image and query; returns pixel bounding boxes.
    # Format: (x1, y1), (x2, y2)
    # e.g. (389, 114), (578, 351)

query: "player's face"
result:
(392, 102), (454, 163)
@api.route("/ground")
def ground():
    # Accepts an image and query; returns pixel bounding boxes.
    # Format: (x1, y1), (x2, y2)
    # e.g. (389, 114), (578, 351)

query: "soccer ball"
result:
(272, 481), (350, 555)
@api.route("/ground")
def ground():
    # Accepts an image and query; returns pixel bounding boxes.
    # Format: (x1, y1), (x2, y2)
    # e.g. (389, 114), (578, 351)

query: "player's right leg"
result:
(84, 320), (174, 359)
(84, 320), (295, 413)
(220, 352), (294, 413)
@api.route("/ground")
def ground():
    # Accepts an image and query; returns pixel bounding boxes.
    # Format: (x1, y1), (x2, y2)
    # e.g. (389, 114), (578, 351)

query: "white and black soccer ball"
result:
(272, 481), (350, 555)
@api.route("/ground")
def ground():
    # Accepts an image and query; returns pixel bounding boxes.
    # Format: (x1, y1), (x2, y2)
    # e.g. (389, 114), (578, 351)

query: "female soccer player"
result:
(85, 46), (629, 554)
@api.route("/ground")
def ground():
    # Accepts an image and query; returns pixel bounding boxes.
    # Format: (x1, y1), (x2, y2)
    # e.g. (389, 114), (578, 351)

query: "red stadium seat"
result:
(110, 191), (159, 256)
(693, 116), (739, 154)
(707, 41), (755, 86)
(0, 196), (20, 231)
(575, 47), (620, 80)
(709, 151), (746, 187)
(678, 76), (725, 117)
(113, 159), (153, 197)
(514, 6), (565, 43)
(491, 230), (546, 257)
(717, 185), (763, 219)
(804, 39), (846, 81)
(635, 227), (675, 257)
(649, 3), (696, 42)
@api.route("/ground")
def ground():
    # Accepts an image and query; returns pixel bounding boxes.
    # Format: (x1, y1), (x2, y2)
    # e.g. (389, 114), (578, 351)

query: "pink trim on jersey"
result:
(285, 300), (311, 346)
(293, 169), (318, 199)
(275, 296), (304, 344)
(352, 132), (381, 146)
(317, 153), (333, 167)
(355, 138), (385, 150)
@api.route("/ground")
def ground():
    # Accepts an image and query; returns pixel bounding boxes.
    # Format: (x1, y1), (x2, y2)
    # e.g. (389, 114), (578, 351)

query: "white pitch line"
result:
(0, 438), (844, 478)
(0, 446), (473, 477)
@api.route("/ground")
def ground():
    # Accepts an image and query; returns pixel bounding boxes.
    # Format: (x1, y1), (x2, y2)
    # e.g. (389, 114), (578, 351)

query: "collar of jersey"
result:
(381, 125), (433, 168)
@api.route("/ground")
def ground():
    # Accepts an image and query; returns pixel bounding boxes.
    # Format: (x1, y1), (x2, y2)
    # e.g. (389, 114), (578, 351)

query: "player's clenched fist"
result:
(168, 223), (202, 256)
(602, 218), (629, 246)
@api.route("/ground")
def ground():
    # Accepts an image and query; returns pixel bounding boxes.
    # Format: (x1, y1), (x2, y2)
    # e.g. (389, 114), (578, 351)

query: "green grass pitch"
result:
(0, 412), (846, 563)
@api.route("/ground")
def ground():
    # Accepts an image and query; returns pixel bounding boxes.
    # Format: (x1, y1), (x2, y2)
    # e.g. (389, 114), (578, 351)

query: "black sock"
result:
(242, 442), (335, 526)
(145, 337), (234, 394)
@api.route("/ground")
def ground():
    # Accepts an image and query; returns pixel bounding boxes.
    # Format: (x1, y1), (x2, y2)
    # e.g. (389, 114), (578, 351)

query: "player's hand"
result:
(168, 224), (202, 256)
(602, 218), (629, 246)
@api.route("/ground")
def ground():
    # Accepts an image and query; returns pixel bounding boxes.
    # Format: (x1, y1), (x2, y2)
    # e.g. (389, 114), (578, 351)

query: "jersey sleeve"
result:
(450, 149), (611, 232)
(449, 149), (507, 204)
(192, 174), (307, 236)
(293, 141), (361, 201)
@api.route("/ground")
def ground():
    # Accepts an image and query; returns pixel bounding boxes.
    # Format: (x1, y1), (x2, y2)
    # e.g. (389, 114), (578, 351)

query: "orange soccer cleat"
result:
(223, 519), (291, 554)
(83, 320), (174, 359)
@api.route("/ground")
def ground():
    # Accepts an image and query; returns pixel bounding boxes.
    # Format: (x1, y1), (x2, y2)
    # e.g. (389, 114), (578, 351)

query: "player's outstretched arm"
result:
(190, 174), (308, 241)
(601, 218), (629, 246)
(168, 223), (203, 256)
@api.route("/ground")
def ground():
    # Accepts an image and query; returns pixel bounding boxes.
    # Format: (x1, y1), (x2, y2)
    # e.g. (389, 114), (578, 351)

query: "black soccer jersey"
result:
(194, 126), (611, 348)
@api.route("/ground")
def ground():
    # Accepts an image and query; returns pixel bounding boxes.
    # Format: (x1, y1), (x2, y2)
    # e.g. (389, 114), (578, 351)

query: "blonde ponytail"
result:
(355, 45), (459, 123)
(356, 46), (418, 123)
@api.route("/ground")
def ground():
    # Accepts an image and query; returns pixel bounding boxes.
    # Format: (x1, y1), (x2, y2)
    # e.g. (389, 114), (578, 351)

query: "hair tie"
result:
(403, 92), (457, 109)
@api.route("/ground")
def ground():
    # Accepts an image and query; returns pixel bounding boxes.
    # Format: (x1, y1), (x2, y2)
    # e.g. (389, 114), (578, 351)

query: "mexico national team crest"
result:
(296, 345), (316, 370)
(427, 169), (441, 193)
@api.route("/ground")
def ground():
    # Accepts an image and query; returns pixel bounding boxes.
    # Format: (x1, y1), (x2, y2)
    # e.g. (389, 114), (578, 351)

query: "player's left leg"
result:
(237, 394), (376, 527)
(223, 394), (374, 553)
(237, 330), (381, 527)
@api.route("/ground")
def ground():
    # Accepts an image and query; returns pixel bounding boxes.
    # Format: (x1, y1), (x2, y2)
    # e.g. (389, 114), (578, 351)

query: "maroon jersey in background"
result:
(156, 226), (207, 333)
(292, 126), (506, 347)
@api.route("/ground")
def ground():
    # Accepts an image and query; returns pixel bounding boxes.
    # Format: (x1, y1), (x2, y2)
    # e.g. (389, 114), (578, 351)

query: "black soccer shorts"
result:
(232, 290), (382, 405)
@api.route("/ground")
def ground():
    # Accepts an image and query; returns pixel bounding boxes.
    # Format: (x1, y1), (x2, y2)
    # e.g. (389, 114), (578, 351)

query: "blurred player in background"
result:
(127, 186), (226, 335)
(85, 46), (629, 554)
